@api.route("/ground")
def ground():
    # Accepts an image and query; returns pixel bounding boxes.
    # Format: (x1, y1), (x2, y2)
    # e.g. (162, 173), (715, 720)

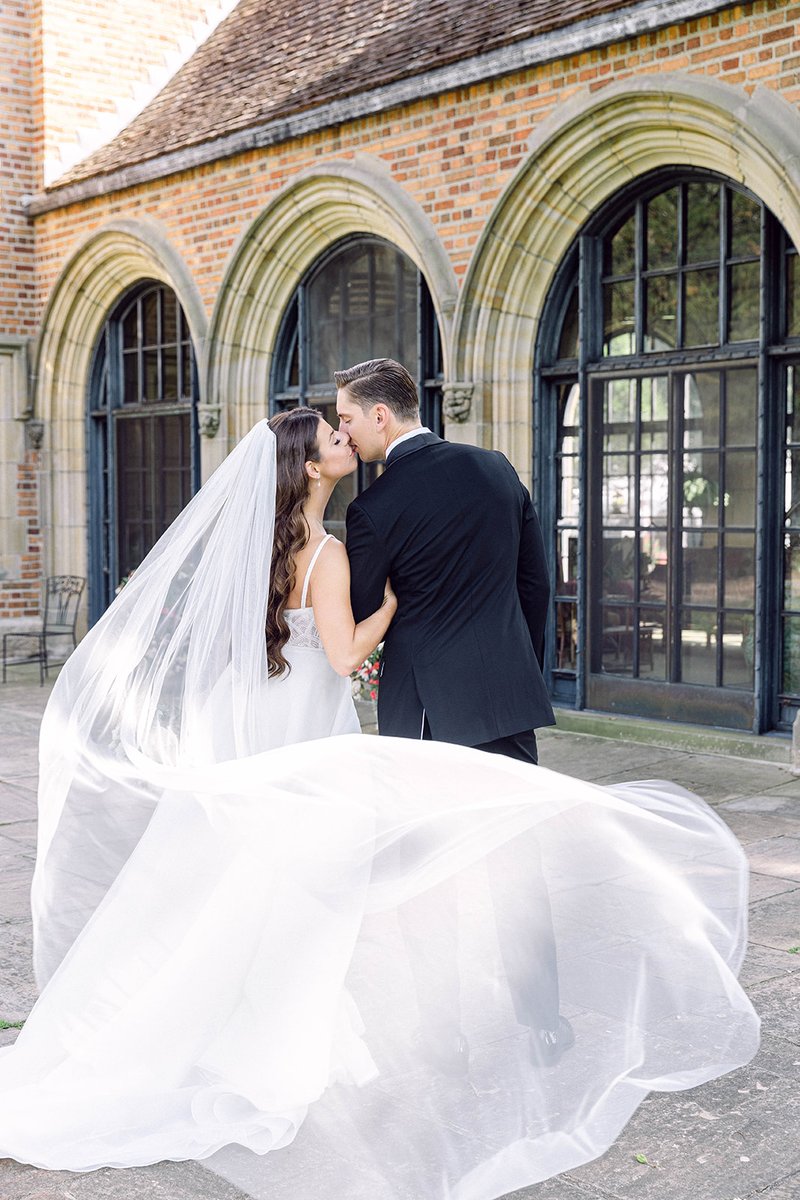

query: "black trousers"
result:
(398, 723), (560, 1036)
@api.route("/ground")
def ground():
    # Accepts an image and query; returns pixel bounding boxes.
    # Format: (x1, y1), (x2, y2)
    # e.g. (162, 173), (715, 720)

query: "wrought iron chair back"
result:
(2, 575), (85, 686)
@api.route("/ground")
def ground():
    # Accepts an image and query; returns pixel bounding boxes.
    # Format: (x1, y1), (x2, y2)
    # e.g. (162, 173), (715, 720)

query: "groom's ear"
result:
(372, 403), (390, 427)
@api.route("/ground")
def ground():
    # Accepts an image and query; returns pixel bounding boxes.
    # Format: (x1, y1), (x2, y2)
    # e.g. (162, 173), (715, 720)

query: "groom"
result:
(336, 358), (573, 1072)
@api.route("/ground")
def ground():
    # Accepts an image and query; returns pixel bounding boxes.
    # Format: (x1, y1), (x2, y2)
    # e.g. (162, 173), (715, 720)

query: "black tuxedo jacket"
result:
(346, 432), (556, 746)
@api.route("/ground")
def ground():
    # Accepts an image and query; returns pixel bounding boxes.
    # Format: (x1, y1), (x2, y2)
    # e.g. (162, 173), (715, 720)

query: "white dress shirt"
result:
(385, 427), (432, 460)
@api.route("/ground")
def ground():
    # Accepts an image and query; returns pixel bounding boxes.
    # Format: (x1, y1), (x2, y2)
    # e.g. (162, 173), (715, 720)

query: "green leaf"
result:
(634, 1153), (649, 1165)
(788, 946), (800, 954)
(0, 1019), (24, 1030)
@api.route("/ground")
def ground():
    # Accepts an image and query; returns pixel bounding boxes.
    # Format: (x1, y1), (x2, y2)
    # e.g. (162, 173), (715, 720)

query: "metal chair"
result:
(2, 575), (85, 685)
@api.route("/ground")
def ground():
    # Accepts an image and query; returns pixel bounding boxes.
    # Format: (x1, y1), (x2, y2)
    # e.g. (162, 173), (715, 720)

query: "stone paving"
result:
(0, 671), (799, 1199)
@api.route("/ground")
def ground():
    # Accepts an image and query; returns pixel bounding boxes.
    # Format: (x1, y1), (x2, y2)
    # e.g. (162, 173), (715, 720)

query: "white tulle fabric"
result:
(0, 420), (758, 1197)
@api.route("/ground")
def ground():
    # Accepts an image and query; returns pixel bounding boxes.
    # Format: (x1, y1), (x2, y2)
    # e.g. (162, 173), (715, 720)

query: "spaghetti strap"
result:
(300, 534), (333, 608)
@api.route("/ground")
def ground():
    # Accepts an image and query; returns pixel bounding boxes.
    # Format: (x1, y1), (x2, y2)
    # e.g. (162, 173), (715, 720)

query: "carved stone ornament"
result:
(25, 419), (44, 450)
(197, 404), (222, 439)
(442, 382), (474, 424)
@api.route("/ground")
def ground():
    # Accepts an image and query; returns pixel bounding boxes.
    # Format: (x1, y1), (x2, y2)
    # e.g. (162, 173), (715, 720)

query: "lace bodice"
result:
(282, 533), (333, 651)
(284, 607), (323, 650)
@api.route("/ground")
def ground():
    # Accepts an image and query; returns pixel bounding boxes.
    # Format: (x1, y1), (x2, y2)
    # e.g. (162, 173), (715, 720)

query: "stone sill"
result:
(552, 706), (792, 767)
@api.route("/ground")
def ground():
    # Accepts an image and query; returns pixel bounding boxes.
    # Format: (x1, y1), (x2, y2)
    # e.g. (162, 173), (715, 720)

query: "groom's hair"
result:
(334, 359), (420, 421)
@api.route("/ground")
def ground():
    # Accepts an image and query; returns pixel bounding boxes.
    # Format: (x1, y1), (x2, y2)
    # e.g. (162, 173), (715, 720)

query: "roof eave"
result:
(23, 0), (732, 217)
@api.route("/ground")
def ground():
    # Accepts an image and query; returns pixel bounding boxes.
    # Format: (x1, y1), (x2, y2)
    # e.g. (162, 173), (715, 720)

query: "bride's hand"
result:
(382, 577), (397, 613)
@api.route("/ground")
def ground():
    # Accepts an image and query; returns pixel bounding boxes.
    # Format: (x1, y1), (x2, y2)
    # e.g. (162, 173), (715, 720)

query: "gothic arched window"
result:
(271, 236), (443, 534)
(536, 170), (800, 733)
(88, 282), (199, 622)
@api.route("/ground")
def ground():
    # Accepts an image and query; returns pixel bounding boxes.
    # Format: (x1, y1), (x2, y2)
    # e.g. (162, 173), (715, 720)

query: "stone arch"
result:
(452, 74), (800, 479)
(207, 156), (458, 451)
(33, 218), (207, 594)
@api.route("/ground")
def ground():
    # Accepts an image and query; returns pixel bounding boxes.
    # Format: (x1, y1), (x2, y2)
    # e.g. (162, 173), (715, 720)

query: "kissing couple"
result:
(0, 360), (758, 1200)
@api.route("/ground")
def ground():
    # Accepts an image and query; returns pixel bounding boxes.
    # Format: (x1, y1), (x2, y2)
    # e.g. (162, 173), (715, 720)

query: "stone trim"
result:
(450, 75), (800, 479)
(25, 0), (732, 215)
(206, 157), (458, 453)
(32, 219), (207, 622)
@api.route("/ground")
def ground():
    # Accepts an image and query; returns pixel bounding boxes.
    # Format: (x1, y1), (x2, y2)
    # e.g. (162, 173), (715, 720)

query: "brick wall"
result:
(0, 447), (42, 622)
(31, 0), (800, 319)
(9, 0), (800, 627)
(1, 1), (41, 621)
(1, 0), (36, 337)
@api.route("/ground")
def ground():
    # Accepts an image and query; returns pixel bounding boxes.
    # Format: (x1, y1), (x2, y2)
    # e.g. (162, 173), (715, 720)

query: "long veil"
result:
(1, 419), (759, 1198)
(32, 418), (279, 984)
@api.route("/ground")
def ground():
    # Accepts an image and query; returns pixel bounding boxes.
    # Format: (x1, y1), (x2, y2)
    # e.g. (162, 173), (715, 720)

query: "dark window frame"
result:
(535, 168), (799, 733)
(87, 281), (200, 624)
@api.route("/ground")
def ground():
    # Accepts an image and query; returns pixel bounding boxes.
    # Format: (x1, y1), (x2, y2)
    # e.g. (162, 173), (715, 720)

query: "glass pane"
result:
(602, 531), (636, 593)
(556, 525), (578, 591)
(647, 188), (679, 269)
(343, 318), (372, 371)
(788, 252), (800, 338)
(684, 268), (720, 347)
(640, 376), (668, 450)
(724, 532), (755, 608)
(604, 377), (636, 426)
(684, 373), (720, 448)
(373, 310), (396, 359)
(161, 414), (182, 468)
(604, 213), (636, 276)
(683, 530), (718, 606)
(122, 351), (139, 404)
(722, 612), (754, 688)
(725, 451), (756, 527)
(142, 290), (159, 346)
(681, 609), (718, 686)
(122, 305), (138, 351)
(640, 531), (668, 602)
(783, 615), (800, 696)
(730, 190), (761, 258)
(558, 382), (580, 437)
(728, 261), (760, 343)
(603, 281), (635, 355)
(601, 603), (635, 674)
(181, 342), (194, 398)
(787, 365), (800, 447)
(161, 294), (177, 345)
(784, 532), (800, 608)
(163, 346), (178, 401)
(602, 457), (635, 522)
(639, 453), (669, 524)
(725, 368), (757, 447)
(310, 320), (340, 387)
(786, 447), (800, 530)
(557, 286), (579, 359)
(143, 350), (159, 402)
(555, 602), (577, 671)
(683, 451), (720, 523)
(638, 609), (666, 680)
(373, 243), (397, 305)
(686, 182), (720, 264)
(645, 274), (678, 351)
(558, 455), (580, 522)
(344, 247), (371, 318)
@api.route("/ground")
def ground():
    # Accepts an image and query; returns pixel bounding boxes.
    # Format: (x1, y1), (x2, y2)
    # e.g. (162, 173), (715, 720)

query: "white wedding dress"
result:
(0, 422), (759, 1199)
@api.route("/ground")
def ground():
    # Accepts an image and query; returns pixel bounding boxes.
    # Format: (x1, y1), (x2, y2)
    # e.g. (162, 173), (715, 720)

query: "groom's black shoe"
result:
(414, 1027), (470, 1078)
(528, 1016), (575, 1068)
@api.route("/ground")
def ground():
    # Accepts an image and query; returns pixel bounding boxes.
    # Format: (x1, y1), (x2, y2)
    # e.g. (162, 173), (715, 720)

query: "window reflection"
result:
(555, 383), (580, 673)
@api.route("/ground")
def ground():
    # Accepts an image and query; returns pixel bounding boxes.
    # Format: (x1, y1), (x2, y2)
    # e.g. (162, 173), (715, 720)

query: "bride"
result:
(0, 411), (758, 1199)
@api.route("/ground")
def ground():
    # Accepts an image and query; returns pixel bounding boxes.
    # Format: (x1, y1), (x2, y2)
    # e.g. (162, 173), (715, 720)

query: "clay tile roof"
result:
(51, 0), (642, 191)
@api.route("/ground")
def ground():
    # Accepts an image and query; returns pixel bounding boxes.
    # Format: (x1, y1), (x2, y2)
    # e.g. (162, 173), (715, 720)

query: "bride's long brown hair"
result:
(266, 407), (323, 677)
